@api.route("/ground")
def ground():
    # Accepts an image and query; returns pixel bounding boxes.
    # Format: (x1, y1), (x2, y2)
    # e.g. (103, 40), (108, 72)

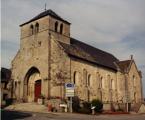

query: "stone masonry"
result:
(11, 9), (143, 111)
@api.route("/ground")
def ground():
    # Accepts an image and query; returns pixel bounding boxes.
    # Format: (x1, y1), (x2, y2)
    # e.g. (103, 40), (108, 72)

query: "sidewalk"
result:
(4, 103), (49, 113)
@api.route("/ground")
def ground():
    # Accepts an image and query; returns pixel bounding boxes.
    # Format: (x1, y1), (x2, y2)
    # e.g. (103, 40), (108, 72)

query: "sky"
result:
(1, 0), (145, 96)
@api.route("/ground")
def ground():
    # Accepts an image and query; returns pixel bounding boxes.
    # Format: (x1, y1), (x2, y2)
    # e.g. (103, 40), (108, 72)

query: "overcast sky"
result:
(1, 0), (145, 96)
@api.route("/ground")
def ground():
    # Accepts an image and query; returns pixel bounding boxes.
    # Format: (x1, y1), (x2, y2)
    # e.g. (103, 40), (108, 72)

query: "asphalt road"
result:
(1, 110), (145, 120)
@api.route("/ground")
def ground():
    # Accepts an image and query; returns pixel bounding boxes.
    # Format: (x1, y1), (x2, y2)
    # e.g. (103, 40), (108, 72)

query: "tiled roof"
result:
(20, 9), (70, 26)
(116, 60), (131, 72)
(59, 38), (119, 70)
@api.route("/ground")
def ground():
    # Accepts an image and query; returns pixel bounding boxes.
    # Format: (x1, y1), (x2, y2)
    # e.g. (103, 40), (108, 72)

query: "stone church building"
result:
(12, 9), (143, 111)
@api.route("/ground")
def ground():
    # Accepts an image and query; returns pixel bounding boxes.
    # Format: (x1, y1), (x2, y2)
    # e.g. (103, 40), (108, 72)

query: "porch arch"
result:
(23, 67), (41, 102)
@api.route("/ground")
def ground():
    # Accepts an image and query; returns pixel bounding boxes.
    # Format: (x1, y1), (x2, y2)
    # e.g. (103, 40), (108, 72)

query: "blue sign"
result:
(65, 83), (74, 89)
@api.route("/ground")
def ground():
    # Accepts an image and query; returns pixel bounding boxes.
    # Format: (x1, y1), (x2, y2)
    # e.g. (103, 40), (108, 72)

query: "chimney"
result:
(130, 55), (133, 60)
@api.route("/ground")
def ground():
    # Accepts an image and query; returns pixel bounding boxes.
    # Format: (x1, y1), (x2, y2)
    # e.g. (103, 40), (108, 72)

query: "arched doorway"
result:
(24, 67), (42, 102)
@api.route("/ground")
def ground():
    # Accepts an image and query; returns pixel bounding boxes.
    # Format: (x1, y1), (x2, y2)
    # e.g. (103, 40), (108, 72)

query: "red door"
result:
(34, 80), (41, 102)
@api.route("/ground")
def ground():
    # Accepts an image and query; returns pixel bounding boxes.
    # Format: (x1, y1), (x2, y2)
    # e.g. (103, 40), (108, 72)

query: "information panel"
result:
(65, 83), (75, 97)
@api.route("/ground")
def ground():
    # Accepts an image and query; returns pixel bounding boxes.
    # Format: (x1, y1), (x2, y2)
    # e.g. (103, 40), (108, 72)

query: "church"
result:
(11, 9), (143, 111)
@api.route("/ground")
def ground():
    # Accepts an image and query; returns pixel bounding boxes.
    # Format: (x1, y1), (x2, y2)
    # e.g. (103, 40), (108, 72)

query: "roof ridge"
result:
(117, 60), (131, 63)
(70, 37), (118, 59)
(47, 9), (62, 19)
(20, 9), (70, 26)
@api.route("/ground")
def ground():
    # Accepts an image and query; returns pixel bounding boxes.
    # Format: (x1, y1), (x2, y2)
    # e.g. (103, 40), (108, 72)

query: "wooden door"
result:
(34, 80), (41, 102)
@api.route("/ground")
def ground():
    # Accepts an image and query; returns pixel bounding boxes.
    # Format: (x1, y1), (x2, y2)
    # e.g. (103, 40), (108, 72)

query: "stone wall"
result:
(70, 57), (117, 103)
(128, 61), (143, 103)
(11, 16), (50, 101)
(49, 35), (71, 99)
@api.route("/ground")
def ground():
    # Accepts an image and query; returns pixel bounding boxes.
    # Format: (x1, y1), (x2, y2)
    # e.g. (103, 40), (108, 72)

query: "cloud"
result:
(1, 0), (145, 96)
(1, 40), (19, 68)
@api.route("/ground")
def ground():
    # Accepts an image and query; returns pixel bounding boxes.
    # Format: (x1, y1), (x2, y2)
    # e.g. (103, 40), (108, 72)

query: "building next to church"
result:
(1, 68), (12, 106)
(11, 9), (143, 111)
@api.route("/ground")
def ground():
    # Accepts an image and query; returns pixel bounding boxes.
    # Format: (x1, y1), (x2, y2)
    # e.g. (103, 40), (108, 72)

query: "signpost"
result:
(65, 83), (75, 113)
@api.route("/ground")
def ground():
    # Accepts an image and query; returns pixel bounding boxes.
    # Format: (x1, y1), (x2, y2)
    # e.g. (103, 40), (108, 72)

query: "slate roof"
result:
(20, 9), (70, 26)
(116, 60), (132, 72)
(59, 38), (119, 70)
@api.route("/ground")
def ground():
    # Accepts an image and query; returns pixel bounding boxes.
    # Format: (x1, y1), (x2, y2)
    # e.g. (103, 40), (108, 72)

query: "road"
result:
(1, 110), (145, 120)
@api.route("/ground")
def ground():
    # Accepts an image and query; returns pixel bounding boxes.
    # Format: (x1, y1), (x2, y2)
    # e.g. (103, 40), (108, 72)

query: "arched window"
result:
(73, 72), (76, 84)
(110, 79), (115, 90)
(99, 77), (103, 88)
(102, 77), (105, 89)
(35, 23), (39, 33)
(88, 74), (93, 87)
(30, 25), (34, 35)
(110, 79), (112, 90)
(87, 74), (91, 86)
(96, 73), (100, 88)
(73, 71), (79, 85)
(133, 75), (135, 87)
(60, 24), (63, 34)
(107, 75), (111, 89)
(55, 21), (58, 32)
(83, 69), (87, 86)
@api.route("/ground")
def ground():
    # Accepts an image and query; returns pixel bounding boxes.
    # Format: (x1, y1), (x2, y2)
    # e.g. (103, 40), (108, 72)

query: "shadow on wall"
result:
(1, 110), (32, 120)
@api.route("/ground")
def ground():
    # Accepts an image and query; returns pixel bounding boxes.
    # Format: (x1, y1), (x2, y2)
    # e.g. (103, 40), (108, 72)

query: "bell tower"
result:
(16, 10), (71, 100)
(47, 10), (71, 44)
(20, 9), (71, 47)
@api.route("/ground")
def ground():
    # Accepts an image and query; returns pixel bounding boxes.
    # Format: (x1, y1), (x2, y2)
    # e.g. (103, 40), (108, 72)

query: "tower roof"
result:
(20, 9), (70, 26)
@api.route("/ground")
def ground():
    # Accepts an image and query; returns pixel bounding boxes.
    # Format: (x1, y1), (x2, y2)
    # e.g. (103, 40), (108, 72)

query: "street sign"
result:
(65, 83), (74, 97)
(65, 83), (75, 113)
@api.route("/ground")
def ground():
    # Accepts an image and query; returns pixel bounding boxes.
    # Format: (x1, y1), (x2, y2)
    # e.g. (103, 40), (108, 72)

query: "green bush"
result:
(91, 99), (103, 113)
